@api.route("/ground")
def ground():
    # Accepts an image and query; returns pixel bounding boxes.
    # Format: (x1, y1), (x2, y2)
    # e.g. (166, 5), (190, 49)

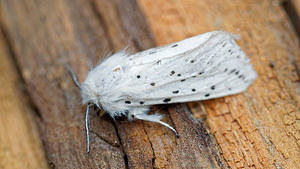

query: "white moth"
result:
(68, 31), (257, 155)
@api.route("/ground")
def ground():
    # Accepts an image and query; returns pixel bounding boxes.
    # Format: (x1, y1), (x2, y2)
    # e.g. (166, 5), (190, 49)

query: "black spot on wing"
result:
(163, 98), (171, 103)
(172, 91), (179, 94)
(211, 85), (215, 90)
(229, 69), (236, 74)
(172, 44), (178, 48)
(125, 101), (131, 104)
(150, 82), (155, 86)
(170, 71), (175, 76)
(140, 101), (144, 105)
(204, 94), (210, 97)
(137, 75), (141, 79)
(149, 51), (157, 54)
(239, 75), (246, 80)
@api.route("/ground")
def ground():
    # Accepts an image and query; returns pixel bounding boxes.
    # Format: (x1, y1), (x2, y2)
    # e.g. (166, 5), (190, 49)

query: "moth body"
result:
(69, 31), (257, 155)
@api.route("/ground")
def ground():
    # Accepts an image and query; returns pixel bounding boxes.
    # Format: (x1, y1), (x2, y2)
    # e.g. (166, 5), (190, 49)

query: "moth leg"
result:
(128, 108), (178, 137)
(85, 104), (91, 156)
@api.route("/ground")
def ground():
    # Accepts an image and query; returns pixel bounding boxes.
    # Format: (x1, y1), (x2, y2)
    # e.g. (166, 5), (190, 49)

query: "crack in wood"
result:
(90, 130), (121, 148)
(282, 0), (300, 38)
(292, 58), (300, 80)
(141, 121), (156, 168)
(111, 120), (129, 169)
(281, 0), (300, 80)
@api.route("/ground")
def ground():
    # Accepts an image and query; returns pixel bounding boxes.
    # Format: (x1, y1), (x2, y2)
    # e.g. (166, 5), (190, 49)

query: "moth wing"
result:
(121, 31), (257, 106)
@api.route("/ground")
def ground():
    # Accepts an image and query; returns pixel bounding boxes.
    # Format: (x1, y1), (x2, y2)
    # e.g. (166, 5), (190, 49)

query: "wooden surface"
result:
(284, 0), (300, 41)
(0, 0), (299, 169)
(138, 0), (300, 168)
(291, 0), (300, 16)
(0, 23), (48, 168)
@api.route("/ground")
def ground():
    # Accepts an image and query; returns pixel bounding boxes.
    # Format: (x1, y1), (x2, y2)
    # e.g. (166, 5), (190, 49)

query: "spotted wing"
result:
(120, 31), (257, 106)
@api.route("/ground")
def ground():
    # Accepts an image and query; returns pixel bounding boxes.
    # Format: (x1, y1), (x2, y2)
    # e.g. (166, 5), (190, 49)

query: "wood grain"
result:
(138, 0), (300, 168)
(291, 0), (300, 15)
(0, 24), (48, 168)
(1, 0), (299, 168)
(0, 0), (226, 168)
(283, 0), (300, 40)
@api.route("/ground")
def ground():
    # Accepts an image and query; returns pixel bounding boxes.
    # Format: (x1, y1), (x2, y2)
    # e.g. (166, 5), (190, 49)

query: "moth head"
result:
(66, 65), (101, 108)
(80, 80), (101, 106)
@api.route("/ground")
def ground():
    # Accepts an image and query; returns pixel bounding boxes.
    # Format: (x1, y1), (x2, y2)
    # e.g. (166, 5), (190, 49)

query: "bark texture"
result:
(0, 0), (299, 168)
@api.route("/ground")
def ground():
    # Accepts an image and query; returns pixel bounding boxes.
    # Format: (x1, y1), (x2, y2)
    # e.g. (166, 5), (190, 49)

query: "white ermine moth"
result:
(68, 31), (257, 155)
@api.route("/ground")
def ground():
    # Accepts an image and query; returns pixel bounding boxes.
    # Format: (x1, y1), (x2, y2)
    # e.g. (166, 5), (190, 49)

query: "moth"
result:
(68, 31), (257, 155)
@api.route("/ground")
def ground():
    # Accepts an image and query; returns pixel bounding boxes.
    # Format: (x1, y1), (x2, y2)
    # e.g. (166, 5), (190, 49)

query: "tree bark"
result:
(0, 0), (299, 168)
(138, 0), (300, 168)
(0, 20), (48, 169)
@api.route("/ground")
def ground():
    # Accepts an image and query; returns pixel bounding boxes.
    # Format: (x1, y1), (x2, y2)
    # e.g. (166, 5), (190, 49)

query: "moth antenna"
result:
(85, 104), (91, 156)
(66, 65), (82, 90)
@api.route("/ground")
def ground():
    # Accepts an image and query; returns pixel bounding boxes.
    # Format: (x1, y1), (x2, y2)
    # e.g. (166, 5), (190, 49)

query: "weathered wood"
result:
(0, 25), (49, 168)
(291, 0), (300, 16)
(0, 0), (128, 168)
(0, 0), (226, 168)
(1, 0), (299, 168)
(283, 0), (300, 41)
(138, 0), (300, 168)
